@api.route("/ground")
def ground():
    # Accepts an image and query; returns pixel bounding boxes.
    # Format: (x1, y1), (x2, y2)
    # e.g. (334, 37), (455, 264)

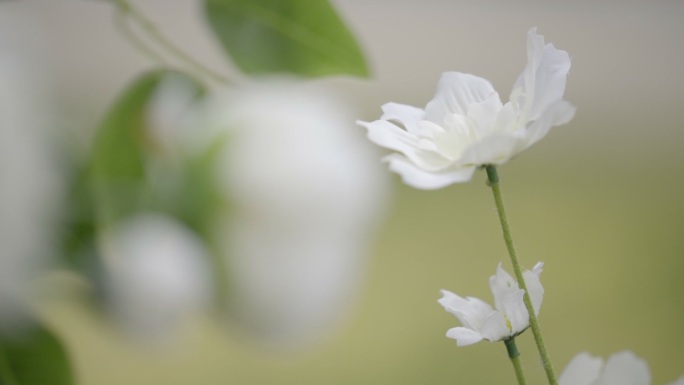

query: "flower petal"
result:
(383, 154), (475, 189)
(489, 262), (519, 312)
(595, 351), (650, 385)
(500, 289), (529, 334)
(446, 327), (484, 347)
(523, 262), (544, 316)
(558, 352), (604, 385)
(478, 311), (510, 342)
(425, 72), (498, 126)
(466, 91), (504, 136)
(360, 119), (452, 172)
(438, 290), (495, 331)
(359, 119), (421, 154)
(522, 99), (576, 150)
(512, 27), (572, 121)
(380, 102), (426, 135)
(458, 134), (519, 166)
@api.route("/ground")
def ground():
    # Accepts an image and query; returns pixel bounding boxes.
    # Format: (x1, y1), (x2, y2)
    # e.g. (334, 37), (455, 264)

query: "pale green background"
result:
(5, 0), (684, 384)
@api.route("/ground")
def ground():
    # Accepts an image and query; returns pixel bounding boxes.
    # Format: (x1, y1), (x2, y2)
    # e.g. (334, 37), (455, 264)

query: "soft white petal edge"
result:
(558, 352), (604, 385)
(425, 72), (499, 123)
(446, 327), (484, 346)
(438, 290), (495, 331)
(523, 262), (544, 316)
(522, 99), (576, 151)
(383, 154), (475, 189)
(478, 311), (511, 342)
(596, 351), (650, 385)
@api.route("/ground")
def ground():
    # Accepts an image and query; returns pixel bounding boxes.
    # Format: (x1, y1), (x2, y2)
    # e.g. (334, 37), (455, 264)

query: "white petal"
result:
(523, 262), (544, 316)
(489, 262), (519, 312)
(380, 102), (426, 135)
(102, 214), (212, 341)
(215, 81), (390, 348)
(438, 290), (495, 331)
(512, 27), (572, 121)
(383, 154), (475, 189)
(521, 99), (576, 151)
(446, 327), (484, 347)
(458, 134), (519, 165)
(466, 91), (504, 135)
(360, 119), (453, 172)
(479, 311), (511, 341)
(558, 352), (604, 385)
(425, 72), (498, 125)
(359, 119), (422, 155)
(666, 375), (684, 385)
(595, 351), (650, 385)
(500, 289), (529, 334)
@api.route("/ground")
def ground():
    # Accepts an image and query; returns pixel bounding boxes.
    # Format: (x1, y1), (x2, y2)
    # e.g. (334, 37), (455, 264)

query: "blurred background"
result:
(2, 0), (684, 384)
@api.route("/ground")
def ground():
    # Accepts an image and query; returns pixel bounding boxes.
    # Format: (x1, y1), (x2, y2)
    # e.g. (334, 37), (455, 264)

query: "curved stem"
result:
(114, 0), (230, 84)
(505, 338), (528, 385)
(114, 8), (167, 65)
(485, 165), (558, 385)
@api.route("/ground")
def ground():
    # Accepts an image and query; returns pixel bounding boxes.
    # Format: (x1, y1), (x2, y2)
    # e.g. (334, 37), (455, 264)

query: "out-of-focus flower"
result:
(0, 13), (60, 330)
(358, 28), (575, 189)
(438, 262), (543, 346)
(558, 351), (683, 385)
(100, 213), (212, 342)
(201, 80), (389, 348)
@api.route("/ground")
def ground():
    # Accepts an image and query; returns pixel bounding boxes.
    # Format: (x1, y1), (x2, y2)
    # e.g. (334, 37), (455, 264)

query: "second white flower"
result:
(438, 262), (544, 346)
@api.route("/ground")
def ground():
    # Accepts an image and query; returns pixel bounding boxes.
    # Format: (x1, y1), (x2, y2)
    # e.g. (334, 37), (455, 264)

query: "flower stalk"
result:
(114, 0), (229, 84)
(505, 337), (528, 385)
(485, 165), (558, 385)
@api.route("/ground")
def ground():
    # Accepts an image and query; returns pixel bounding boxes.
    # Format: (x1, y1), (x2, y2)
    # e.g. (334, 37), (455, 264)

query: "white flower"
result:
(358, 28), (576, 189)
(202, 81), (389, 348)
(438, 262), (544, 346)
(559, 351), (684, 385)
(100, 213), (212, 342)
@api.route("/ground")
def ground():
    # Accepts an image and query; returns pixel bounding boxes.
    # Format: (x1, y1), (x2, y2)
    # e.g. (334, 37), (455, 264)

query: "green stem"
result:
(505, 338), (528, 385)
(485, 165), (558, 385)
(114, 0), (230, 84)
(114, 8), (167, 65)
(0, 344), (19, 385)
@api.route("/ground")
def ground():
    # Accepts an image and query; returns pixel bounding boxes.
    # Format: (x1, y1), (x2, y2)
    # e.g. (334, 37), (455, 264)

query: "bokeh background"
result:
(4, 0), (684, 384)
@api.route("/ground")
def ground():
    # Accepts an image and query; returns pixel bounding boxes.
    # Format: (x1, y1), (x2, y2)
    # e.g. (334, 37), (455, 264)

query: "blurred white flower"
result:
(358, 27), (575, 189)
(203, 80), (389, 348)
(559, 351), (684, 385)
(100, 213), (212, 342)
(438, 262), (543, 346)
(0, 13), (60, 330)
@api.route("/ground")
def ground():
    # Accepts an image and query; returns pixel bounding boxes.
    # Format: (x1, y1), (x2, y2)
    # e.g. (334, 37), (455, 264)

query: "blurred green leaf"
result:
(204, 0), (369, 77)
(89, 69), (203, 224)
(0, 326), (73, 385)
(61, 69), (206, 270)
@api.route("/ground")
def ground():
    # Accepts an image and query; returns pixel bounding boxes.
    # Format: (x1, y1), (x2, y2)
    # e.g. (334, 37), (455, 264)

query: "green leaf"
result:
(204, 0), (369, 78)
(89, 69), (204, 224)
(0, 326), (74, 385)
(61, 69), (208, 271)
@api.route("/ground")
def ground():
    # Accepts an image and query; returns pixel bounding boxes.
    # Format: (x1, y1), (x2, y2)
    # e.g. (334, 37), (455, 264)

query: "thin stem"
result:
(114, 8), (166, 65)
(504, 338), (528, 385)
(485, 165), (558, 385)
(114, 0), (230, 84)
(0, 344), (19, 385)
